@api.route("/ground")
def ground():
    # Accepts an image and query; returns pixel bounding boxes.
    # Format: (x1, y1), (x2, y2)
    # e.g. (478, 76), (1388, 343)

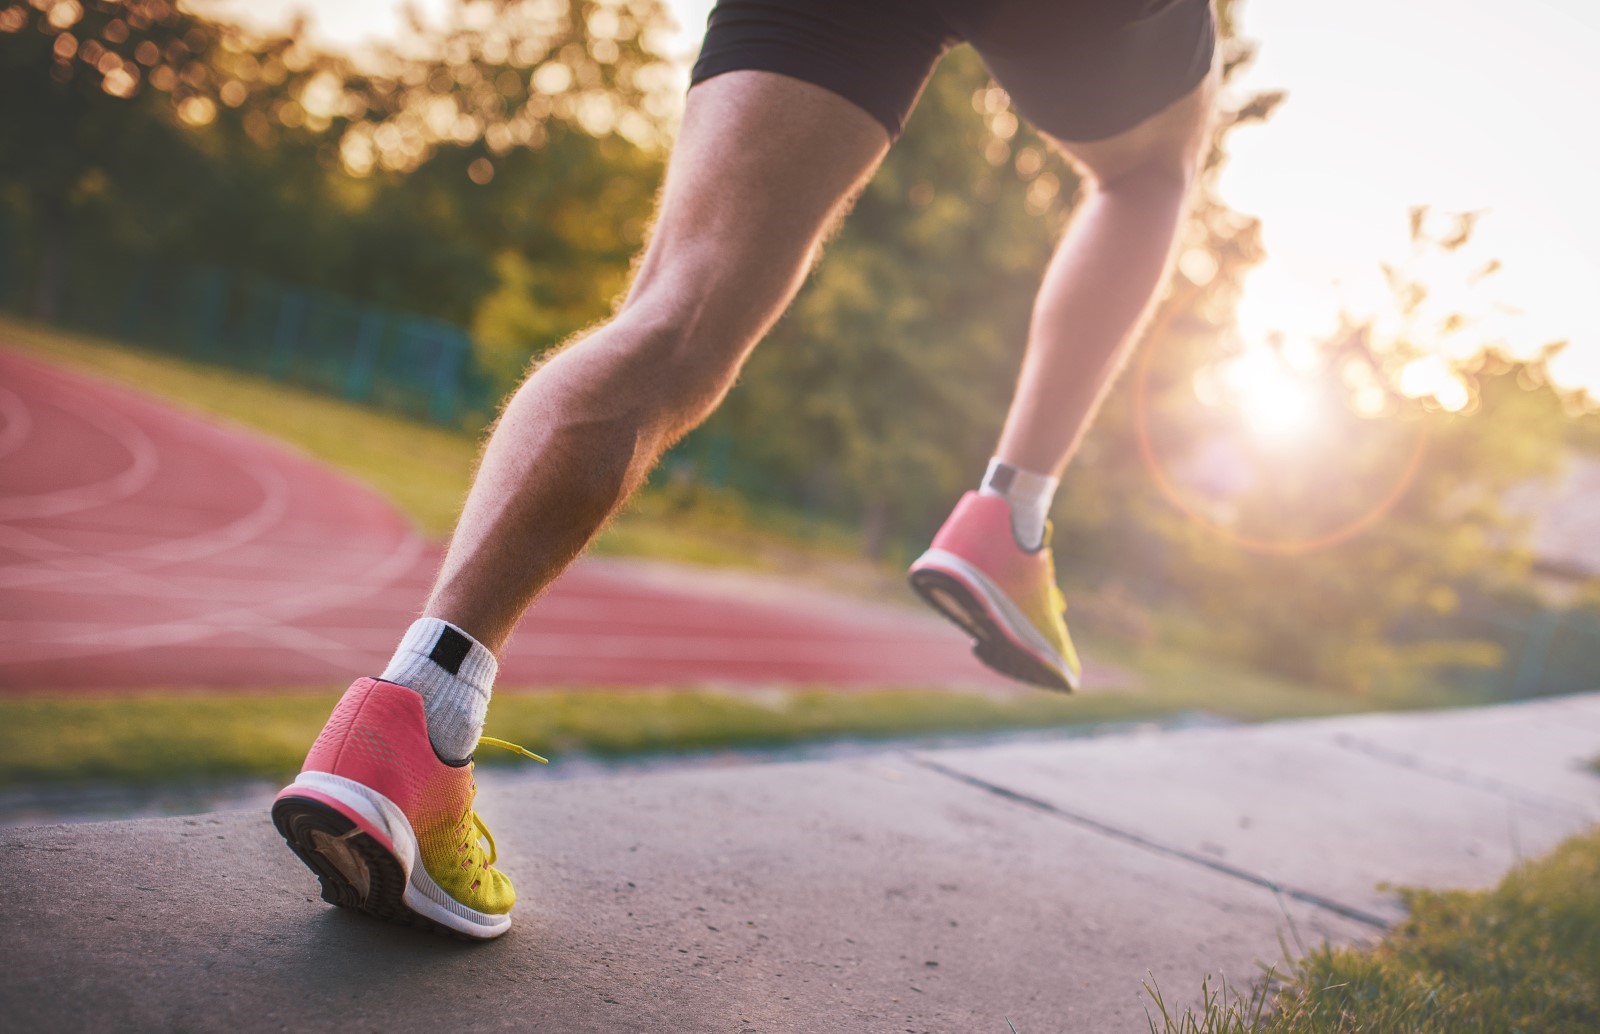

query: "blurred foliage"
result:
(1136, 214), (1578, 690)
(1, 0), (1591, 695)
(0, 0), (668, 335)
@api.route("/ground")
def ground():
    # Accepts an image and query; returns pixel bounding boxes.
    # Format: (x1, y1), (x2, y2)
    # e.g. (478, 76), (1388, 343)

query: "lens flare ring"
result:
(1133, 337), (1428, 556)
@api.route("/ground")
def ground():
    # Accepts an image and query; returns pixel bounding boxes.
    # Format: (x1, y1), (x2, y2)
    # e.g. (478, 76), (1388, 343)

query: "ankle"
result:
(978, 459), (1058, 551)
(380, 618), (497, 762)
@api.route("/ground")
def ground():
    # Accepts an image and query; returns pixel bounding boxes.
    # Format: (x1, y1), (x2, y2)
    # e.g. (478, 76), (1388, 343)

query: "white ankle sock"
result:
(979, 458), (1059, 551)
(380, 617), (497, 762)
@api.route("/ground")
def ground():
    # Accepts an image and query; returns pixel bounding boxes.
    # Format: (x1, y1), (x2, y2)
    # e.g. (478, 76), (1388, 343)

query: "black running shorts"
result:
(690, 0), (1215, 142)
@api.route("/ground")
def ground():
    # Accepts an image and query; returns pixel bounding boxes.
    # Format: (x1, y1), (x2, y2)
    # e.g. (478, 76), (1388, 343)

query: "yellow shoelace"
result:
(460, 737), (548, 868)
(1040, 522), (1069, 621)
(470, 811), (499, 866)
(478, 736), (549, 765)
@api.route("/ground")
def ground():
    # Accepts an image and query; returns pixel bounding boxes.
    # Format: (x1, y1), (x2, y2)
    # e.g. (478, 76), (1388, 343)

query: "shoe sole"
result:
(272, 773), (511, 941)
(909, 552), (1078, 693)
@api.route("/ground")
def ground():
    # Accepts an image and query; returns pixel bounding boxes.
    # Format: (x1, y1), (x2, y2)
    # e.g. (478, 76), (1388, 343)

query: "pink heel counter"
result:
(303, 678), (435, 812)
(927, 491), (1047, 590)
(930, 491), (1005, 554)
(302, 678), (377, 775)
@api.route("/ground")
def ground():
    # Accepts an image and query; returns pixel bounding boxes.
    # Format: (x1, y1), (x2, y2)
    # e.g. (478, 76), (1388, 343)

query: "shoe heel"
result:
(271, 794), (404, 911)
(909, 566), (986, 637)
(271, 793), (497, 941)
(908, 563), (1075, 693)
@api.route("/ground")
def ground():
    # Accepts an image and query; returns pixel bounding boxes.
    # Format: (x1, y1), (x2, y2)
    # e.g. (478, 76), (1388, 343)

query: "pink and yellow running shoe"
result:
(271, 677), (543, 940)
(908, 491), (1082, 692)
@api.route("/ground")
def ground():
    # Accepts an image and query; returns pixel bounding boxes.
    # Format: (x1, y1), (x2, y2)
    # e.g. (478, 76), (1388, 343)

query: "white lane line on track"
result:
(0, 454), (292, 590)
(0, 602), (957, 668)
(0, 385), (33, 462)
(0, 389), (160, 522)
(242, 622), (385, 675)
(0, 617), (942, 653)
(0, 530), (428, 664)
(0, 356), (428, 664)
(0, 355), (375, 596)
(0, 617), (381, 677)
(520, 599), (942, 635)
(500, 633), (961, 662)
(0, 525), (411, 569)
(0, 566), (403, 603)
(0, 616), (378, 641)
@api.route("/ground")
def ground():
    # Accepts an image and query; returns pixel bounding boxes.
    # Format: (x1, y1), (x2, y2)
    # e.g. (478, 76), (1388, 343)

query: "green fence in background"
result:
(0, 224), (497, 430)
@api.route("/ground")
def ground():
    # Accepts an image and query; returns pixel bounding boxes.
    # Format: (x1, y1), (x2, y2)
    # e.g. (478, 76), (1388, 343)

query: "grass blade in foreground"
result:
(1148, 828), (1600, 1032)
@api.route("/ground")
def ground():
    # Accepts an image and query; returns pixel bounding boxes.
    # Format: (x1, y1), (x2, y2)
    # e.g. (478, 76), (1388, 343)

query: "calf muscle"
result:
(423, 73), (888, 652)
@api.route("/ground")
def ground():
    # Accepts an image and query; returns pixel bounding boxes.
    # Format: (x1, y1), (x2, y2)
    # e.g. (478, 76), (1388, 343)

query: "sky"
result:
(195, 0), (1600, 398)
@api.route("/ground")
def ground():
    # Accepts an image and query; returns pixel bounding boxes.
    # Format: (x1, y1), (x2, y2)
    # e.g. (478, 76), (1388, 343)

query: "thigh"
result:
(691, 0), (955, 140)
(1052, 60), (1216, 184)
(625, 70), (891, 347)
(964, 0), (1217, 144)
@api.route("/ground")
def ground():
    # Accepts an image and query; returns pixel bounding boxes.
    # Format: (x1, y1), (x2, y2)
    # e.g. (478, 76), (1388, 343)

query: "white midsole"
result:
(914, 547), (1077, 686)
(284, 771), (512, 939)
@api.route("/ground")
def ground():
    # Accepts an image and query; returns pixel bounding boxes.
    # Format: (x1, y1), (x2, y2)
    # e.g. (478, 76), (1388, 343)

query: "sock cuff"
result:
(981, 459), (1058, 498)
(979, 458), (1059, 552)
(387, 617), (497, 696)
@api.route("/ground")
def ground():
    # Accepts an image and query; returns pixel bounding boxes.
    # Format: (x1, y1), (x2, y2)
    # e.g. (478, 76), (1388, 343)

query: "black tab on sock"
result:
(429, 626), (473, 675)
(986, 463), (1016, 494)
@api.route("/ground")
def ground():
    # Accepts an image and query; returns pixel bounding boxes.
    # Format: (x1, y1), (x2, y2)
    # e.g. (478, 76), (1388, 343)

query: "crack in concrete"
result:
(909, 755), (1392, 931)
(1325, 733), (1596, 821)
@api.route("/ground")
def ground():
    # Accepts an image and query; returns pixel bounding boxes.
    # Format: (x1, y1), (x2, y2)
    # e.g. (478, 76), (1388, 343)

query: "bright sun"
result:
(1195, 347), (1325, 444)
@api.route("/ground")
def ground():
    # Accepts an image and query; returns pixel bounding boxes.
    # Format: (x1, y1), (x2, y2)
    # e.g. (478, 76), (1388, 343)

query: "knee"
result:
(1088, 145), (1201, 197)
(1074, 91), (1212, 198)
(604, 290), (751, 431)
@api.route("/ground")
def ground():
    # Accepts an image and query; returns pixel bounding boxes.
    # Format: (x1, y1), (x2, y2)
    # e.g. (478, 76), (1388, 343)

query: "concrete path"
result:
(4, 695), (1597, 1032)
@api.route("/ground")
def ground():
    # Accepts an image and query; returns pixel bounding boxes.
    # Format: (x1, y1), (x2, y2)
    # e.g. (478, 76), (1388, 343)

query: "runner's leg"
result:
(906, 62), (1217, 692)
(277, 71), (896, 937)
(993, 67), (1217, 477)
(425, 71), (890, 653)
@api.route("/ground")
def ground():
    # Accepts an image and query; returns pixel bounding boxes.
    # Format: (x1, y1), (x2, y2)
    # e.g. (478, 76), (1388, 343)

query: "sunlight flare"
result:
(1197, 346), (1326, 443)
(1398, 355), (1471, 412)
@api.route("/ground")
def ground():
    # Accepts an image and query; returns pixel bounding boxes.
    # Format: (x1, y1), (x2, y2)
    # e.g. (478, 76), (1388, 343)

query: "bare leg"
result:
(994, 68), (1218, 476)
(424, 72), (889, 652)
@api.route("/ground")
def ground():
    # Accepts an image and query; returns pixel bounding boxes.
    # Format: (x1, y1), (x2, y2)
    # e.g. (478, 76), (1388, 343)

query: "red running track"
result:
(0, 348), (1043, 694)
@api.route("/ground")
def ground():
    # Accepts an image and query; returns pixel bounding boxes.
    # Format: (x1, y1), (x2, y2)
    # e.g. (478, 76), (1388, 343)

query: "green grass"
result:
(1146, 829), (1600, 1032)
(0, 688), (1077, 787)
(1091, 639), (1475, 723)
(1, 654), (1466, 789)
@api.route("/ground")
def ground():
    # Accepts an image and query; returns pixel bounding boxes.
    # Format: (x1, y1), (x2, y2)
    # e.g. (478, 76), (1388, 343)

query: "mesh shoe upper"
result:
(924, 491), (1083, 682)
(302, 678), (515, 915)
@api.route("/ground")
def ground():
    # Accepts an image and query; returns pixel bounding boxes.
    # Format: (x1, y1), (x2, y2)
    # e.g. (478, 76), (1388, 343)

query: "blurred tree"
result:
(0, 0), (224, 316)
(0, 0), (671, 337)
(1138, 211), (1572, 690)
